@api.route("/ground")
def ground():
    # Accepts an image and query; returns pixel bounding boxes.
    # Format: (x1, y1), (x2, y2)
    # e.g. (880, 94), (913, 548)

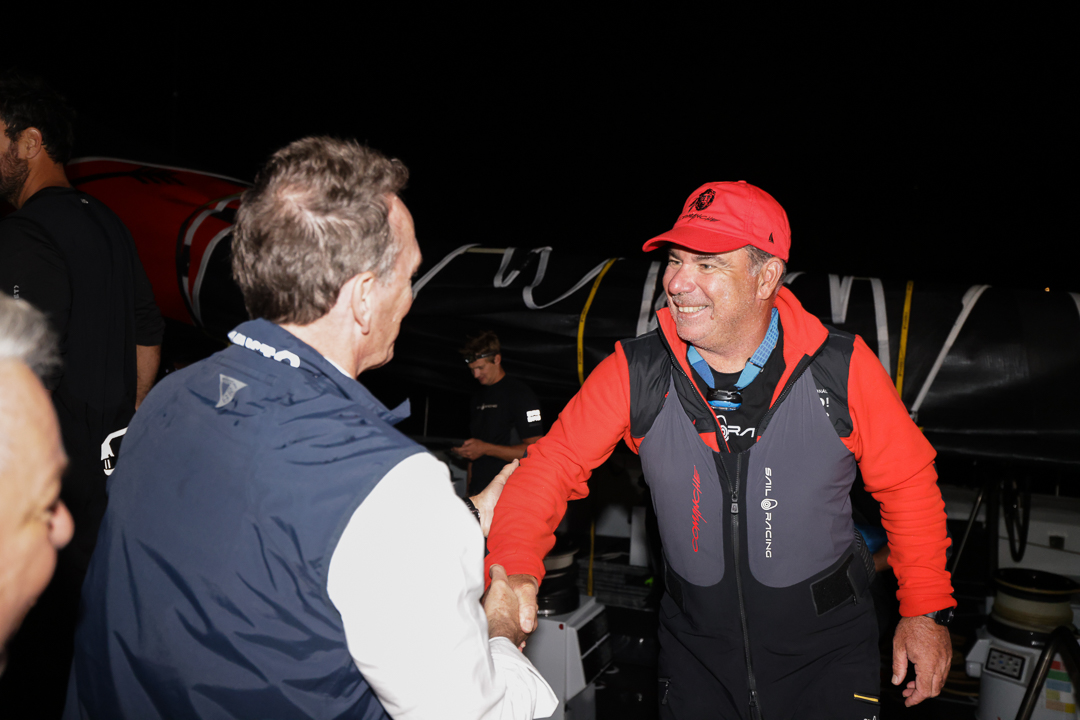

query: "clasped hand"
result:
(483, 565), (535, 649)
(453, 438), (488, 461)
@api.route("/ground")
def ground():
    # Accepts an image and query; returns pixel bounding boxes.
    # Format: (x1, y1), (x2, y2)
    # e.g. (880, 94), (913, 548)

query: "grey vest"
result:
(622, 326), (879, 720)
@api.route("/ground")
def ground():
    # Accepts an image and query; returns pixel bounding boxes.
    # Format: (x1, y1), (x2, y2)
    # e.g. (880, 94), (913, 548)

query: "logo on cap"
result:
(690, 189), (715, 212)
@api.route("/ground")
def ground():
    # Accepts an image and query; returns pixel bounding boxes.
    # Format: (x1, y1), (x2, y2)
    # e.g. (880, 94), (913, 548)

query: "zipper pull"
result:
(730, 492), (739, 515)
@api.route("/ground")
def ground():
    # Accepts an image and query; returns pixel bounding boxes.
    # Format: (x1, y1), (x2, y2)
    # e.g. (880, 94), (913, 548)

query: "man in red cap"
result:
(485, 181), (955, 719)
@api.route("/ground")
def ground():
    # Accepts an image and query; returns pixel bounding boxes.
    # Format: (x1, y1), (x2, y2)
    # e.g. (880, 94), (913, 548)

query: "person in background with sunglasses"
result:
(454, 331), (544, 495)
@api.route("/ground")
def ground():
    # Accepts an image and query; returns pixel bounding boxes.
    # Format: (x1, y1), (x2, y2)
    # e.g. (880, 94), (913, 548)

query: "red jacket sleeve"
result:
(843, 336), (955, 617)
(485, 345), (634, 583)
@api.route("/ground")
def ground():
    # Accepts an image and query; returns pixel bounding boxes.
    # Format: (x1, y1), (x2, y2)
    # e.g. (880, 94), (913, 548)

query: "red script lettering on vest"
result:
(691, 465), (706, 552)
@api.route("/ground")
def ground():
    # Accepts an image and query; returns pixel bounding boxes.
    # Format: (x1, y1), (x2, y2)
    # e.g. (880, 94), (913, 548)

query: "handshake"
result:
(468, 459), (541, 649)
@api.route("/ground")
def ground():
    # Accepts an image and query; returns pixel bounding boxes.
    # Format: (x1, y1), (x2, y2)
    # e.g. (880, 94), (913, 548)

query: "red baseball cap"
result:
(642, 181), (791, 262)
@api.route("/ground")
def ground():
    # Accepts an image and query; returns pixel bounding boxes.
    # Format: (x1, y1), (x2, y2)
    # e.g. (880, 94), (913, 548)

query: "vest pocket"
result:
(809, 535), (877, 616)
(810, 554), (857, 615)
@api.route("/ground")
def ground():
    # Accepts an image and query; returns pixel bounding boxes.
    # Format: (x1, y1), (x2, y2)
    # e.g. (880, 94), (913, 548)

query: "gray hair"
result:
(0, 296), (59, 379)
(231, 137), (410, 325)
(744, 245), (787, 289)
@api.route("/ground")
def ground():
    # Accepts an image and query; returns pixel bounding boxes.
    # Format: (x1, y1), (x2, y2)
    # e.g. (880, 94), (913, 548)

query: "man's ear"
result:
(17, 128), (46, 161)
(348, 272), (378, 335)
(493, 354), (502, 366)
(757, 257), (784, 300)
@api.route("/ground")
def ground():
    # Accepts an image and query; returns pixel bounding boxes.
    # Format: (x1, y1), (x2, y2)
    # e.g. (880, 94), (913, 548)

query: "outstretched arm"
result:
(484, 347), (634, 631)
(328, 453), (556, 719)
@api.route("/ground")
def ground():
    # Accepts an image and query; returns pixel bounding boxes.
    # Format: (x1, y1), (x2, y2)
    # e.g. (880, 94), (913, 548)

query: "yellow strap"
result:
(577, 258), (619, 385)
(577, 260), (617, 596)
(895, 280), (914, 397)
(853, 693), (879, 703)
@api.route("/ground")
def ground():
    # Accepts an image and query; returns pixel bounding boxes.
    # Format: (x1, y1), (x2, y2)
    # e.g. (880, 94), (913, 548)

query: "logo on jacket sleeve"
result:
(763, 467), (776, 558)
(691, 465), (707, 552)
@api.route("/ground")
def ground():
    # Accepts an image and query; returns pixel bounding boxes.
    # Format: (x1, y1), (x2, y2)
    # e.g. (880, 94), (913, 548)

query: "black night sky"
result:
(14, 9), (1072, 293)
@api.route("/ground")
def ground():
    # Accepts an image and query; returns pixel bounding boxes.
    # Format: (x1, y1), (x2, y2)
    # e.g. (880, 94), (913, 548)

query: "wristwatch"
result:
(924, 607), (955, 627)
(463, 497), (481, 524)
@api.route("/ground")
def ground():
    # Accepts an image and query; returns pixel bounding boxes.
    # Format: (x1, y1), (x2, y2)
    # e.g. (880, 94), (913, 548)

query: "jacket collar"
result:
(226, 318), (411, 425)
(655, 286), (829, 405)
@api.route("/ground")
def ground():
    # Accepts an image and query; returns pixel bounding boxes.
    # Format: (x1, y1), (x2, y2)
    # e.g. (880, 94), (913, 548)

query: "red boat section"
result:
(66, 157), (248, 326)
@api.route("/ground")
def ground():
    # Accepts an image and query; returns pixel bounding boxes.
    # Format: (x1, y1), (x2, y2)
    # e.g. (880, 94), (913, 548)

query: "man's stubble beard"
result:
(0, 143), (29, 206)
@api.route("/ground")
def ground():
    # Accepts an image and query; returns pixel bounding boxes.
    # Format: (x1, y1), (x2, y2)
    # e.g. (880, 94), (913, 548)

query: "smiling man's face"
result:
(662, 245), (762, 355)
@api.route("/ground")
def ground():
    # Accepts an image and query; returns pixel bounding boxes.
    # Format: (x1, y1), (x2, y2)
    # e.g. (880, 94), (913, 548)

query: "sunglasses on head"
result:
(464, 352), (496, 364)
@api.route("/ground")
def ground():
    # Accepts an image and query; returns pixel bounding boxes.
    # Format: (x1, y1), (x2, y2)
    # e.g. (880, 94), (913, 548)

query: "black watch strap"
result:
(463, 497), (481, 524)
(924, 607), (955, 627)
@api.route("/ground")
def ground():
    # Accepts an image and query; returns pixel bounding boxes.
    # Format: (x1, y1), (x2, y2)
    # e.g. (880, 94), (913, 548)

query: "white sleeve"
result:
(327, 452), (557, 720)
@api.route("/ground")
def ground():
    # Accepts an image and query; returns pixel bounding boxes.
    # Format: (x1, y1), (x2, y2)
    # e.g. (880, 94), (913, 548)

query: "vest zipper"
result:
(659, 327), (828, 719)
(735, 344), (825, 720)
(660, 328), (762, 715)
(729, 452), (763, 719)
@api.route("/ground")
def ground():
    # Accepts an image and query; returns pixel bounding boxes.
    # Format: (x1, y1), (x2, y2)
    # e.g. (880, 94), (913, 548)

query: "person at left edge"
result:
(0, 70), (164, 717)
(64, 136), (556, 719)
(0, 296), (75, 672)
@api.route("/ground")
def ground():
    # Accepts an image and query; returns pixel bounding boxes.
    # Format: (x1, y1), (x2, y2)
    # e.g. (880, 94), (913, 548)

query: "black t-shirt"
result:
(0, 213), (72, 352)
(0, 187), (165, 565)
(688, 323), (786, 453)
(469, 375), (544, 492)
(0, 189), (164, 349)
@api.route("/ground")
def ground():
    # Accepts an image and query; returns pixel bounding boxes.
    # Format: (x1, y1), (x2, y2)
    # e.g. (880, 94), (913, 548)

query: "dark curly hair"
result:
(0, 71), (76, 164)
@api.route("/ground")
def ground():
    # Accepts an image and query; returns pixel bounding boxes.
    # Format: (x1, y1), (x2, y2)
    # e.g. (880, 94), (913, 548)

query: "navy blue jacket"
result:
(65, 320), (422, 719)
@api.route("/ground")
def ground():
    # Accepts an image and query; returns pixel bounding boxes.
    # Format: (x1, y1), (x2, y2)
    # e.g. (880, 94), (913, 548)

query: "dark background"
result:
(7, 8), (1072, 292)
